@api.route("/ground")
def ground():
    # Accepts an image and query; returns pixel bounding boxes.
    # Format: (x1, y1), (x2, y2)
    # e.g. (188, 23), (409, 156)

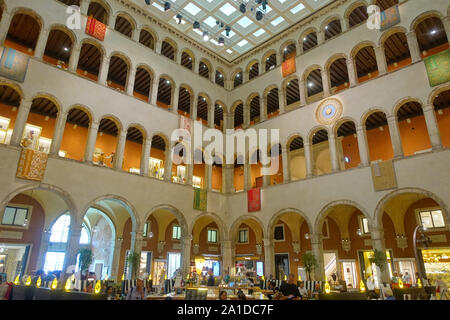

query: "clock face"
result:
(322, 104), (336, 119)
(316, 98), (343, 125)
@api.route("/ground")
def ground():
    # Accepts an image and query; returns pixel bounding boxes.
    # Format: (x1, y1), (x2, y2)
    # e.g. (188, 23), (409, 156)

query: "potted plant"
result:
(301, 252), (318, 281)
(126, 251), (140, 280)
(369, 249), (388, 284)
(78, 248), (93, 280)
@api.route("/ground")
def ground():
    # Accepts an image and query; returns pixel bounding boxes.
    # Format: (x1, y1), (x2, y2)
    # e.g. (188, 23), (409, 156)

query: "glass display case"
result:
(149, 157), (164, 179)
(38, 137), (52, 153)
(21, 124), (42, 150)
(0, 116), (11, 144)
(173, 165), (186, 184)
(0, 253), (6, 273)
(192, 176), (203, 188)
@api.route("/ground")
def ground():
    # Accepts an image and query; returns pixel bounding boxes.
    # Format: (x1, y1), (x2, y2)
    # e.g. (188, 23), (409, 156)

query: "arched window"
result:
(49, 214), (71, 243)
(79, 224), (90, 244)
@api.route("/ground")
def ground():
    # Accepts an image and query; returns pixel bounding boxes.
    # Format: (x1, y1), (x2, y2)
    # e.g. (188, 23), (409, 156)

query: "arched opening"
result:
(181, 51), (193, 70)
(365, 111), (394, 161)
(377, 190), (450, 286)
(93, 118), (119, 168)
(288, 136), (306, 181)
(285, 79), (300, 107)
(199, 61), (210, 79)
(123, 126), (144, 173)
(233, 154), (244, 192)
(348, 5), (368, 28)
(60, 107), (90, 161)
(161, 40), (175, 60)
(191, 216), (222, 276)
(270, 212), (311, 280)
(305, 68), (323, 101)
(337, 121), (360, 169)
(248, 62), (259, 80)
(324, 19), (342, 41)
(311, 129), (332, 176)
(432, 89), (450, 148)
(354, 45), (379, 83)
(156, 77), (172, 109)
(196, 95), (209, 125)
(383, 31), (411, 72)
(264, 53), (277, 71)
(249, 95), (260, 125)
(76, 42), (102, 81)
(282, 43), (296, 62)
(415, 17), (449, 58)
(114, 15), (133, 38)
(177, 86), (191, 117)
(215, 70), (224, 87)
(233, 103), (244, 129)
(149, 135), (166, 180)
(266, 88), (279, 118)
(0, 84), (21, 145)
(133, 67), (152, 101)
(329, 57), (349, 93)
(43, 28), (73, 69)
(302, 31), (318, 52)
(87, 1), (109, 25)
(107, 55), (129, 91)
(233, 71), (243, 88)
(139, 29), (155, 50)
(375, 0), (398, 11)
(232, 217), (264, 278)
(193, 149), (206, 188)
(5, 13), (40, 54)
(22, 97), (59, 154)
(214, 103), (223, 131)
(396, 101), (431, 156)
(57, 0), (81, 5)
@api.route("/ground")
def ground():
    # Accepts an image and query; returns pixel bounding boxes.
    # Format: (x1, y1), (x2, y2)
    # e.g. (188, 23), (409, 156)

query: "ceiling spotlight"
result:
(325, 25), (328, 30)
(308, 82), (313, 87)
(218, 37), (225, 46)
(63, 47), (69, 52)
(236, 73), (240, 77)
(239, 3), (246, 13)
(164, 1), (170, 11)
(225, 26), (231, 37)
(256, 11), (263, 21)
(262, 0), (268, 10)
(303, 37), (307, 41)
(145, 0), (151, 4)
(176, 14), (182, 24)
(193, 21), (200, 29)
(219, 74), (223, 78)
(430, 29), (437, 35)
(203, 31), (209, 41)
(284, 47), (287, 52)
(166, 80), (170, 84)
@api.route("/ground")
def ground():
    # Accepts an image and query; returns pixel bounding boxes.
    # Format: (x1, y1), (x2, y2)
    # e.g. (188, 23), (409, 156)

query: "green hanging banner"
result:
(424, 50), (450, 87)
(193, 188), (207, 211)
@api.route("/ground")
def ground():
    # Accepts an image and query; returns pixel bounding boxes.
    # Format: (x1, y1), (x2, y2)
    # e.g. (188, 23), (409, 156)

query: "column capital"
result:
(181, 235), (193, 242)
(262, 238), (272, 247)
(119, 128), (128, 139)
(406, 30), (417, 38)
(387, 114), (397, 122)
(310, 233), (322, 244)
(21, 98), (33, 109)
(304, 141), (311, 147)
(422, 104), (434, 113)
(90, 120), (100, 128)
(356, 125), (364, 132)
(328, 131), (336, 139)
(370, 227), (384, 240)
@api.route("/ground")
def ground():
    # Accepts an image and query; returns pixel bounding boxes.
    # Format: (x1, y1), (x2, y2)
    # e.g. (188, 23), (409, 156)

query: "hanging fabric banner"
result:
(424, 50), (450, 87)
(282, 54), (296, 78)
(16, 148), (48, 181)
(380, 5), (400, 31)
(179, 115), (192, 132)
(0, 47), (30, 82)
(85, 16), (107, 41)
(248, 188), (261, 212)
(193, 188), (207, 211)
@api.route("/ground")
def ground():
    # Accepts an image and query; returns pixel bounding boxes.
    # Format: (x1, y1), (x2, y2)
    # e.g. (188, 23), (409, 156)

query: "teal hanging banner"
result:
(0, 46), (30, 82)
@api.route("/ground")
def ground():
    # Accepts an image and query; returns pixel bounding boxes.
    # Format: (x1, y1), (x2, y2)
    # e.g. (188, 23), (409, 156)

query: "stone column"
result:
(34, 28), (50, 59)
(62, 225), (83, 282)
(132, 26), (140, 43)
(99, 56), (110, 86)
(222, 164), (234, 193)
(110, 239), (123, 281)
(126, 65), (136, 96)
(321, 69), (330, 97)
(50, 110), (68, 155)
(68, 43), (81, 72)
(278, 89), (286, 114)
(80, 0), (89, 16)
(181, 236), (192, 276)
(263, 238), (274, 277)
(299, 80), (307, 105)
(155, 40), (162, 54)
(140, 138), (152, 176)
(374, 46), (387, 75)
(356, 125), (370, 166)
(221, 240), (233, 276)
(370, 228), (390, 284)
(164, 144), (173, 181)
(260, 96), (267, 121)
(304, 142), (313, 178)
(387, 115), (403, 159)
(114, 129), (127, 170)
(191, 95), (198, 120)
(406, 31), (421, 63)
(10, 99), (32, 146)
(205, 164), (212, 191)
(281, 146), (290, 183)
(83, 120), (99, 163)
(346, 57), (357, 87)
(243, 104), (250, 128)
(151, 81), (159, 105)
(0, 11), (12, 45)
(423, 104), (442, 150)
(35, 231), (51, 271)
(208, 103), (215, 128)
(107, 13), (115, 28)
(311, 234), (324, 281)
(317, 30), (325, 45)
(328, 132), (339, 172)
(262, 162), (270, 187)
(170, 87), (178, 114)
(443, 16), (450, 45)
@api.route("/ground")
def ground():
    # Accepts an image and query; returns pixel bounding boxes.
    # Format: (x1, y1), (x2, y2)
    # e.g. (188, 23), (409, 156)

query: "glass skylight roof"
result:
(136, 0), (336, 62)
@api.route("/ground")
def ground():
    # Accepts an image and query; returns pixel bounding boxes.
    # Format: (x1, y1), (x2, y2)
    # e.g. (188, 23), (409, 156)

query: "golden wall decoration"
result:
(16, 148), (48, 181)
(315, 98), (343, 126)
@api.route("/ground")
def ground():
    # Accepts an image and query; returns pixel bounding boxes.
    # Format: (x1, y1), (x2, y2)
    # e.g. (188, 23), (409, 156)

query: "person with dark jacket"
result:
(207, 269), (215, 287)
(279, 274), (300, 299)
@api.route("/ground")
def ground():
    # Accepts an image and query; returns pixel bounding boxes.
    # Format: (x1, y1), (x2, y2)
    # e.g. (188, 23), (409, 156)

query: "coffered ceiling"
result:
(132, 0), (336, 62)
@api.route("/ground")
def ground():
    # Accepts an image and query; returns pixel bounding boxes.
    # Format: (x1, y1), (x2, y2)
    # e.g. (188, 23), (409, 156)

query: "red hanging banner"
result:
(85, 16), (107, 41)
(282, 54), (296, 77)
(248, 188), (261, 212)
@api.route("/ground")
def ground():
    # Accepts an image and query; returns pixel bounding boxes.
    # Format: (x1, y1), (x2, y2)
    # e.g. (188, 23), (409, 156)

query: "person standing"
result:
(279, 274), (300, 299)
(207, 269), (215, 287)
(403, 272), (411, 286)
(126, 277), (148, 300)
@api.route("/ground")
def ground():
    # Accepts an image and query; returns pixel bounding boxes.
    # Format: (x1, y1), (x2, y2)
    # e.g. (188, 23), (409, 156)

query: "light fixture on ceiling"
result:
(303, 37), (307, 41)
(203, 31), (209, 41)
(164, 1), (170, 11)
(166, 80), (170, 84)
(193, 21), (200, 29)
(430, 29), (437, 35)
(145, 0), (151, 4)
(218, 37), (224, 46)
(63, 47), (69, 52)
(325, 25), (329, 30)
(176, 14), (182, 24)
(239, 3), (246, 13)
(308, 82), (314, 87)
(256, 11), (263, 21)
(225, 26), (231, 37)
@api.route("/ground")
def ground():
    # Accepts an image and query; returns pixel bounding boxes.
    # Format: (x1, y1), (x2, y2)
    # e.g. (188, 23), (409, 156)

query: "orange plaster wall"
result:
(398, 116), (431, 156)
(340, 135), (361, 169)
(191, 222), (220, 257)
(366, 124), (394, 161)
(234, 223), (259, 257)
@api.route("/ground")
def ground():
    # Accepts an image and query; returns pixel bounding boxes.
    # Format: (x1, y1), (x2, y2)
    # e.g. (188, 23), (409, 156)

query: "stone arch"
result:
(299, 27), (318, 43)
(126, 123), (148, 140)
(114, 11), (137, 30)
(332, 116), (359, 136)
(324, 53), (348, 70)
(144, 204), (188, 237)
(79, 37), (106, 57)
(190, 212), (228, 241)
(267, 208), (313, 239)
(261, 49), (277, 65)
(161, 37), (178, 54)
(307, 125), (330, 144)
(10, 7), (44, 29)
(30, 92), (62, 113)
(135, 63), (155, 79)
(378, 25), (409, 46)
(245, 92), (260, 106)
(302, 64), (322, 81)
(279, 39), (296, 56)
(139, 25), (158, 44)
(231, 100), (244, 113)
(344, 0), (368, 25)
(360, 107), (391, 125)
(351, 40), (377, 58)
(48, 23), (78, 44)
(97, 114), (123, 131)
(281, 74), (299, 88)
(392, 96), (425, 117)
(246, 59), (259, 72)
(158, 73), (176, 87)
(89, 0), (112, 18)
(285, 132), (305, 150)
(0, 80), (24, 99)
(428, 83), (450, 105)
(229, 215), (265, 243)
(410, 10), (444, 32)
(67, 104), (93, 123)
(108, 51), (131, 68)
